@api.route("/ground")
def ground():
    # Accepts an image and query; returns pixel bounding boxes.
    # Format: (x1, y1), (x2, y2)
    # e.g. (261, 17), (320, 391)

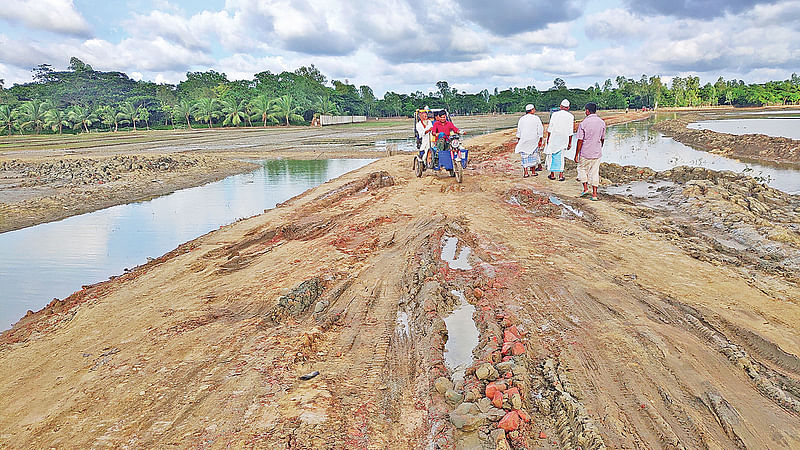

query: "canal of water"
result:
(0, 159), (374, 330)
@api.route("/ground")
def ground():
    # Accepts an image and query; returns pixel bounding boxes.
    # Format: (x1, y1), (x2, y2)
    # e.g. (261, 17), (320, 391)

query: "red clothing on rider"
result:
(431, 120), (460, 140)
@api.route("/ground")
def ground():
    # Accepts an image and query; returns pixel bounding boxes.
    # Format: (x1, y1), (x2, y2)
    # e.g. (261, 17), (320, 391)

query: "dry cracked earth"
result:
(1, 130), (799, 449)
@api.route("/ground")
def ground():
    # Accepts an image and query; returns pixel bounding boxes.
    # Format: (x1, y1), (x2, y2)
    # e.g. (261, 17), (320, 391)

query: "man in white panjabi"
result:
(544, 99), (574, 181)
(514, 104), (544, 177)
(415, 110), (433, 166)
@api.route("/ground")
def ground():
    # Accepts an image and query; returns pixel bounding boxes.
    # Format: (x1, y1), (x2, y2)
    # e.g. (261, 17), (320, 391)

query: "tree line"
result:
(0, 57), (799, 135)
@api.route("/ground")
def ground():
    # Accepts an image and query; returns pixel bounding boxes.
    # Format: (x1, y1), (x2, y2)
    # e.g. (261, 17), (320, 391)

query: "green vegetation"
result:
(0, 57), (798, 135)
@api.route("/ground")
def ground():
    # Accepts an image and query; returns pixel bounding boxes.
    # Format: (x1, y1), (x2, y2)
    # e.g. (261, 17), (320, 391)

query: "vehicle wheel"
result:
(454, 162), (463, 183)
(414, 158), (423, 177)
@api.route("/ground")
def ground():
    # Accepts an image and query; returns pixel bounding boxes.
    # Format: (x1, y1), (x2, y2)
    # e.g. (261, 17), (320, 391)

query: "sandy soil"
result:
(1, 120), (798, 449)
(652, 114), (800, 168)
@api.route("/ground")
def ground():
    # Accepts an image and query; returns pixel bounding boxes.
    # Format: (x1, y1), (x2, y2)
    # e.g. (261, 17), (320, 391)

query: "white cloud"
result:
(0, 0), (90, 37)
(585, 8), (651, 39)
(0, 0), (798, 93)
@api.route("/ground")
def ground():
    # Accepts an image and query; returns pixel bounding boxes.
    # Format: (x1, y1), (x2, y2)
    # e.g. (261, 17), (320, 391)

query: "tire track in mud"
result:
(627, 281), (800, 416)
(494, 231), (788, 449)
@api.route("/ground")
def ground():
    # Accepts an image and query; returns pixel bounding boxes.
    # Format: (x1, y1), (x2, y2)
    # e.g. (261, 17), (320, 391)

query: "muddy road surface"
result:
(1, 128), (798, 449)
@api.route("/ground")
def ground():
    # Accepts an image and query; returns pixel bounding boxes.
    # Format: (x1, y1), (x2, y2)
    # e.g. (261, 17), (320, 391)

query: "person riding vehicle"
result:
(412, 108), (469, 182)
(431, 110), (464, 165)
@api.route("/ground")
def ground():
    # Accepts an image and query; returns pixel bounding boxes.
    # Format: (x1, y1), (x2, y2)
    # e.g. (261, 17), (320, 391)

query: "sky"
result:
(0, 0), (798, 96)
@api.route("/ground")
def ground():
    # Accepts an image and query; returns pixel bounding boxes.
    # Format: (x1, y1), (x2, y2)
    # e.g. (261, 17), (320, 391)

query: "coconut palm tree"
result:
(117, 102), (138, 131)
(269, 94), (304, 126)
(138, 107), (150, 130)
(160, 103), (172, 128)
(193, 97), (220, 129)
(173, 99), (194, 129)
(221, 98), (247, 127)
(68, 104), (97, 133)
(249, 94), (272, 127)
(44, 105), (70, 134)
(313, 94), (339, 116)
(0, 104), (17, 135)
(99, 105), (121, 131)
(244, 102), (253, 127)
(18, 99), (47, 134)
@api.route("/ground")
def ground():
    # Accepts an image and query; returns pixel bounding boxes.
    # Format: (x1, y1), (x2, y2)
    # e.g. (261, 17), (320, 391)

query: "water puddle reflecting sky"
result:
(0, 159), (374, 330)
(441, 236), (473, 270)
(443, 290), (479, 372)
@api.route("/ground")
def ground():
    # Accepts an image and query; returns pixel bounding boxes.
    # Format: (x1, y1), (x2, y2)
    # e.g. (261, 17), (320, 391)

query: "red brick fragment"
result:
(498, 411), (520, 432)
(492, 392), (504, 408)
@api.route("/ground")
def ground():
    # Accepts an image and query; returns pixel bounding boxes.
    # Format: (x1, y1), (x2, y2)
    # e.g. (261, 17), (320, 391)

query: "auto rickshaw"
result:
(412, 108), (468, 183)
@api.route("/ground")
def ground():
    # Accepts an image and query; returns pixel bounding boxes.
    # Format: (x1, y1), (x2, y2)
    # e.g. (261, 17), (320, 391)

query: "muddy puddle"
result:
(548, 194), (584, 218)
(0, 159), (375, 330)
(606, 180), (679, 210)
(441, 236), (473, 270)
(395, 310), (410, 337)
(443, 290), (479, 372)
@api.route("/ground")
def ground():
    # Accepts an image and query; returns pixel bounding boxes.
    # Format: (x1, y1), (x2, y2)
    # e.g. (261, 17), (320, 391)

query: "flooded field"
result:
(605, 116), (800, 194)
(687, 109), (800, 139)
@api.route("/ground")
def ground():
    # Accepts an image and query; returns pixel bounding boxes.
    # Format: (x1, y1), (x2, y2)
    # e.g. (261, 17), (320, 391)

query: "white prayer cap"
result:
(560, 99), (570, 108)
(525, 104), (535, 111)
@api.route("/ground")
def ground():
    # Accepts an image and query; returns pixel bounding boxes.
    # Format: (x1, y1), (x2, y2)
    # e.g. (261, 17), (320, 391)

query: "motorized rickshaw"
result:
(413, 108), (468, 183)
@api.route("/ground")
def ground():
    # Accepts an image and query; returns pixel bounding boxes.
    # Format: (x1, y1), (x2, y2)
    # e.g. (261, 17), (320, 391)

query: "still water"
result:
(687, 110), (800, 140)
(602, 117), (800, 194)
(0, 159), (374, 330)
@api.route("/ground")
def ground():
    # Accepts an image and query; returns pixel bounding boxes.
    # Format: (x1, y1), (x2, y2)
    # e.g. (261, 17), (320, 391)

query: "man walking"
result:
(574, 102), (605, 201)
(514, 104), (543, 177)
(544, 99), (574, 181)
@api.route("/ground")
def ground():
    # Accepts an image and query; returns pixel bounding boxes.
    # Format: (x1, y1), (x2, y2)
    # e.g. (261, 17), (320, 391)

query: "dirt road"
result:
(1, 127), (797, 448)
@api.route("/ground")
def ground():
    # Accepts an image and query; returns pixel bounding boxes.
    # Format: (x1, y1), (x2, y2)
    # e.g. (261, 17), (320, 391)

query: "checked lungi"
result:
(520, 150), (541, 168)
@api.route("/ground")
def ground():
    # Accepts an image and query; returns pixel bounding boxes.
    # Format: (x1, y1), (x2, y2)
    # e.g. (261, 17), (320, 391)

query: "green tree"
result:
(382, 92), (401, 117)
(313, 94), (339, 116)
(193, 97), (220, 128)
(44, 105), (70, 134)
(552, 78), (567, 90)
(359, 85), (376, 116)
(137, 106), (150, 130)
(99, 105), (121, 131)
(68, 104), (97, 133)
(117, 102), (138, 131)
(269, 94), (304, 126)
(249, 94), (272, 127)
(221, 98), (247, 127)
(18, 99), (47, 134)
(0, 104), (16, 135)
(173, 99), (194, 129)
(68, 57), (93, 72)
